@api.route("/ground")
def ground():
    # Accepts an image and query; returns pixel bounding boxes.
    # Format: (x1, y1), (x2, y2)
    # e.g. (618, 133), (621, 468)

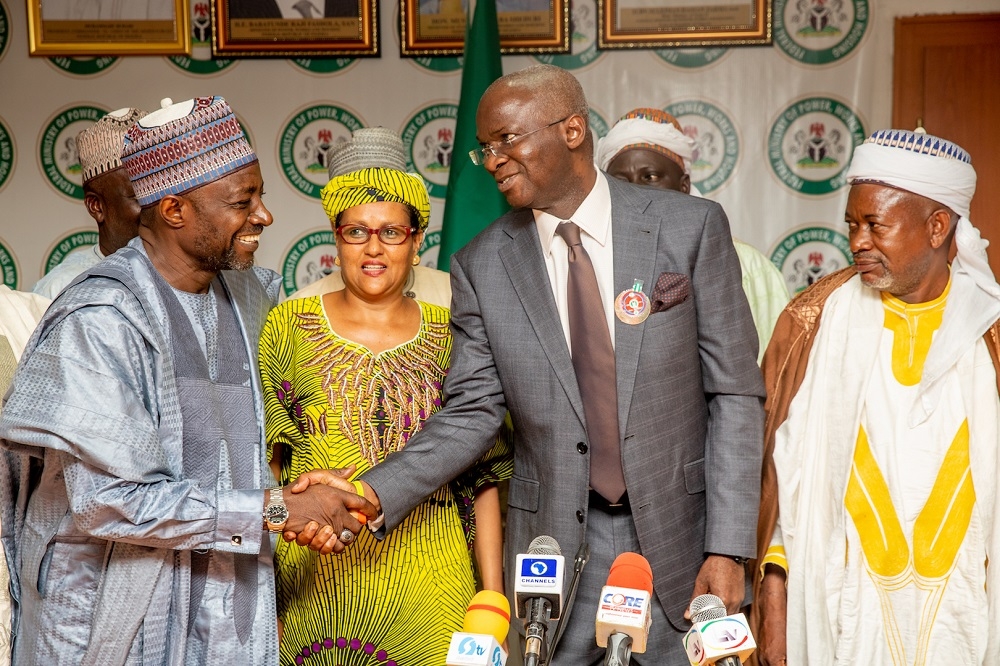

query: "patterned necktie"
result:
(0, 335), (17, 406)
(292, 0), (317, 17)
(555, 222), (625, 502)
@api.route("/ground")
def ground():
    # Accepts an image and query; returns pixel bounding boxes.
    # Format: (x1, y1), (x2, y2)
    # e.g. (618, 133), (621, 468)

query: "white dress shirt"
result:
(533, 172), (616, 349)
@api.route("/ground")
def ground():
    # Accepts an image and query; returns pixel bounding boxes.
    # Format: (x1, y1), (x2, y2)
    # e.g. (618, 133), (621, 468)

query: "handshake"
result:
(272, 465), (382, 555)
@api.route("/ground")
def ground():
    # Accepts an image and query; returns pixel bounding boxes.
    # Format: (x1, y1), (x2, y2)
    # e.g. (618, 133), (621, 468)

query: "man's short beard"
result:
(858, 256), (932, 299)
(197, 240), (254, 272)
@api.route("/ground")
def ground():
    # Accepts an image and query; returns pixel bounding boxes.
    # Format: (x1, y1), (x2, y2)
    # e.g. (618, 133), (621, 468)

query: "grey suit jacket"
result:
(362, 175), (765, 628)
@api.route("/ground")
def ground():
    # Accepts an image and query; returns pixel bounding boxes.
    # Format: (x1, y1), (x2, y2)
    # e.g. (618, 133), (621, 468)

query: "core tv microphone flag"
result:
(446, 590), (510, 666)
(515, 536), (565, 666)
(682, 594), (757, 666)
(595, 552), (654, 665)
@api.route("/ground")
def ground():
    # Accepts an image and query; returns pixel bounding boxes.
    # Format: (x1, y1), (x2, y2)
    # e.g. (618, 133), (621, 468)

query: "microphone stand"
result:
(603, 632), (633, 666)
(523, 597), (552, 666)
(541, 542), (589, 666)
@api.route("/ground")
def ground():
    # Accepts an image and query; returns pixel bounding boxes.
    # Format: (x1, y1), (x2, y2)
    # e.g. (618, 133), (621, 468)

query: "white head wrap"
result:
(846, 128), (998, 300)
(595, 109), (694, 173)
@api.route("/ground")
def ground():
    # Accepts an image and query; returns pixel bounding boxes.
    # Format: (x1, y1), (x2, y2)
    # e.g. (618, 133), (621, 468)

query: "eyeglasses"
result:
(469, 116), (570, 166)
(337, 224), (415, 245)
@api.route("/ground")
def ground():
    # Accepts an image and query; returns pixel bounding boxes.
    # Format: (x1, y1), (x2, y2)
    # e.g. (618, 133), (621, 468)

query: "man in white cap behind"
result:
(0, 96), (374, 665)
(752, 129), (1000, 665)
(0, 286), (47, 666)
(33, 106), (147, 299)
(596, 108), (788, 362)
(290, 126), (453, 307)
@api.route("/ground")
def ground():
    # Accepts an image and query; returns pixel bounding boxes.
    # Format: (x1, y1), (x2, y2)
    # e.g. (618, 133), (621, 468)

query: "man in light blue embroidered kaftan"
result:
(0, 96), (375, 665)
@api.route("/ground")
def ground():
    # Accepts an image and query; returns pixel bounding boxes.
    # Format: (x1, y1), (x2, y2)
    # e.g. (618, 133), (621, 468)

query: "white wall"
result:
(0, 0), (997, 295)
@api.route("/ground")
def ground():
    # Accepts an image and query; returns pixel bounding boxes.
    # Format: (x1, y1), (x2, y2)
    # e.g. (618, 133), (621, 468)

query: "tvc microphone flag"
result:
(436, 0), (510, 271)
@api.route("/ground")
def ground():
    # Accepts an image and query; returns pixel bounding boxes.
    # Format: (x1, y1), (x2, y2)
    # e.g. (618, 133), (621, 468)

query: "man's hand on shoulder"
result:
(686, 554), (746, 618)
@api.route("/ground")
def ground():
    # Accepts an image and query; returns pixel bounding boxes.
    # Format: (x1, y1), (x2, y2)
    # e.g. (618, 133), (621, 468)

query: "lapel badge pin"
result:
(615, 279), (650, 325)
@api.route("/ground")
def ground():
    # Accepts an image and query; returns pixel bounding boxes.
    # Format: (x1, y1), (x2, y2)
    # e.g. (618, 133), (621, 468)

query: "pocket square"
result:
(651, 272), (691, 313)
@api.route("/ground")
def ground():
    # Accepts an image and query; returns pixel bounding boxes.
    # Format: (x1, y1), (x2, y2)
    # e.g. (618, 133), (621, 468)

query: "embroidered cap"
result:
(846, 127), (975, 219)
(327, 127), (408, 179)
(121, 96), (257, 207)
(860, 128), (972, 164)
(77, 107), (148, 185)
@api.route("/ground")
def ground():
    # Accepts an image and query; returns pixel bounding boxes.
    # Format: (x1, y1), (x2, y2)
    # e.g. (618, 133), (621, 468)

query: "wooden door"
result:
(894, 13), (1000, 271)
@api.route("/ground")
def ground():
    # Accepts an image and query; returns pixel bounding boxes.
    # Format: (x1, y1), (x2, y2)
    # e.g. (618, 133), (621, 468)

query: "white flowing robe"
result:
(772, 270), (1000, 665)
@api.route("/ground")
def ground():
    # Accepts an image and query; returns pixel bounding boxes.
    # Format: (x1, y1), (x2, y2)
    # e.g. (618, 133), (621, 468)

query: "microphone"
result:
(446, 590), (510, 665)
(514, 536), (565, 666)
(682, 594), (757, 666)
(595, 552), (654, 665)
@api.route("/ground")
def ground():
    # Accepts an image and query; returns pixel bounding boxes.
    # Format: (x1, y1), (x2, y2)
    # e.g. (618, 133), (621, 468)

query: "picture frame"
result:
(400, 0), (569, 57)
(597, 0), (771, 49)
(212, 0), (379, 57)
(27, 0), (191, 56)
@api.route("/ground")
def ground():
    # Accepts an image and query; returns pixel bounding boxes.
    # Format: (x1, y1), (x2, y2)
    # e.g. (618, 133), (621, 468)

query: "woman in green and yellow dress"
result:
(259, 167), (511, 666)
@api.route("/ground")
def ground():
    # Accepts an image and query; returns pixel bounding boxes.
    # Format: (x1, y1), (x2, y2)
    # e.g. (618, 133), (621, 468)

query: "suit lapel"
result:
(609, 179), (659, 438)
(498, 211), (586, 425)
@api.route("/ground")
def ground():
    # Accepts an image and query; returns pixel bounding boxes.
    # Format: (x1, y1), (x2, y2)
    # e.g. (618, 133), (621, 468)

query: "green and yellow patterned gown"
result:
(259, 297), (511, 666)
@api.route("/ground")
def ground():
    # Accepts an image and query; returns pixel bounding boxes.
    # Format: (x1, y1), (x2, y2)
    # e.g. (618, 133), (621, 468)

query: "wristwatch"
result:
(263, 487), (289, 533)
(711, 552), (749, 565)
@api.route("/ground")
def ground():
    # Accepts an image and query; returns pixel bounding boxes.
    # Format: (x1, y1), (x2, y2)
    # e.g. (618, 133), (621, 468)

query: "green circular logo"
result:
(47, 56), (119, 76)
(281, 230), (338, 296)
(654, 48), (729, 69)
(168, 0), (236, 74)
(278, 104), (365, 199)
(774, 0), (868, 65)
(39, 104), (109, 201)
(411, 56), (463, 73)
(664, 100), (739, 194)
(291, 57), (357, 74)
(768, 96), (866, 196)
(402, 103), (458, 200)
(769, 224), (853, 294)
(43, 230), (99, 274)
(589, 107), (609, 140)
(0, 116), (15, 194)
(418, 229), (442, 267)
(0, 0), (11, 64)
(532, 0), (602, 70)
(0, 235), (19, 289)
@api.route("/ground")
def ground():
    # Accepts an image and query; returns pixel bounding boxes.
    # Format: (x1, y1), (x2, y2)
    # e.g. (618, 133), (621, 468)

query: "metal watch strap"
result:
(264, 486), (288, 531)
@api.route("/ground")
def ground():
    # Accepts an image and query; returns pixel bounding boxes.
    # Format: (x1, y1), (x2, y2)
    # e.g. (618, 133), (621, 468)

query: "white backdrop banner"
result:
(0, 0), (994, 296)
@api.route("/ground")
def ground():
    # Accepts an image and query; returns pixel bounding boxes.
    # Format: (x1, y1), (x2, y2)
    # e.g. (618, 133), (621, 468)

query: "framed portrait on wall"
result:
(400, 0), (569, 56)
(212, 0), (379, 56)
(27, 0), (191, 56)
(597, 0), (771, 49)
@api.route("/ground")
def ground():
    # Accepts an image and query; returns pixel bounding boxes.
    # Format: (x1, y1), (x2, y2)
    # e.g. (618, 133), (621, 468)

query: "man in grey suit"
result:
(298, 65), (764, 663)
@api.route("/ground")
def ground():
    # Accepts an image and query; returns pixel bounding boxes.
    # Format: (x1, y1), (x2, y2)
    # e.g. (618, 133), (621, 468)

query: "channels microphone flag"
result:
(516, 536), (565, 666)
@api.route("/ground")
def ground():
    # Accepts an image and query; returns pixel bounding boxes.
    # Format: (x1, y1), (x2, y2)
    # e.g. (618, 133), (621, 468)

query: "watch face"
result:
(265, 504), (289, 526)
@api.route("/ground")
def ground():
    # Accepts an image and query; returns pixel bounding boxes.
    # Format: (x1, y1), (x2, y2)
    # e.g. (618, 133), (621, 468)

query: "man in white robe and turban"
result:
(595, 108), (788, 362)
(752, 128), (1000, 666)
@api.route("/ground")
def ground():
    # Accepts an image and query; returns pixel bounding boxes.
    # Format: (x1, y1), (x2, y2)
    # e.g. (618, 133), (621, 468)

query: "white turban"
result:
(846, 128), (998, 301)
(595, 109), (694, 173)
